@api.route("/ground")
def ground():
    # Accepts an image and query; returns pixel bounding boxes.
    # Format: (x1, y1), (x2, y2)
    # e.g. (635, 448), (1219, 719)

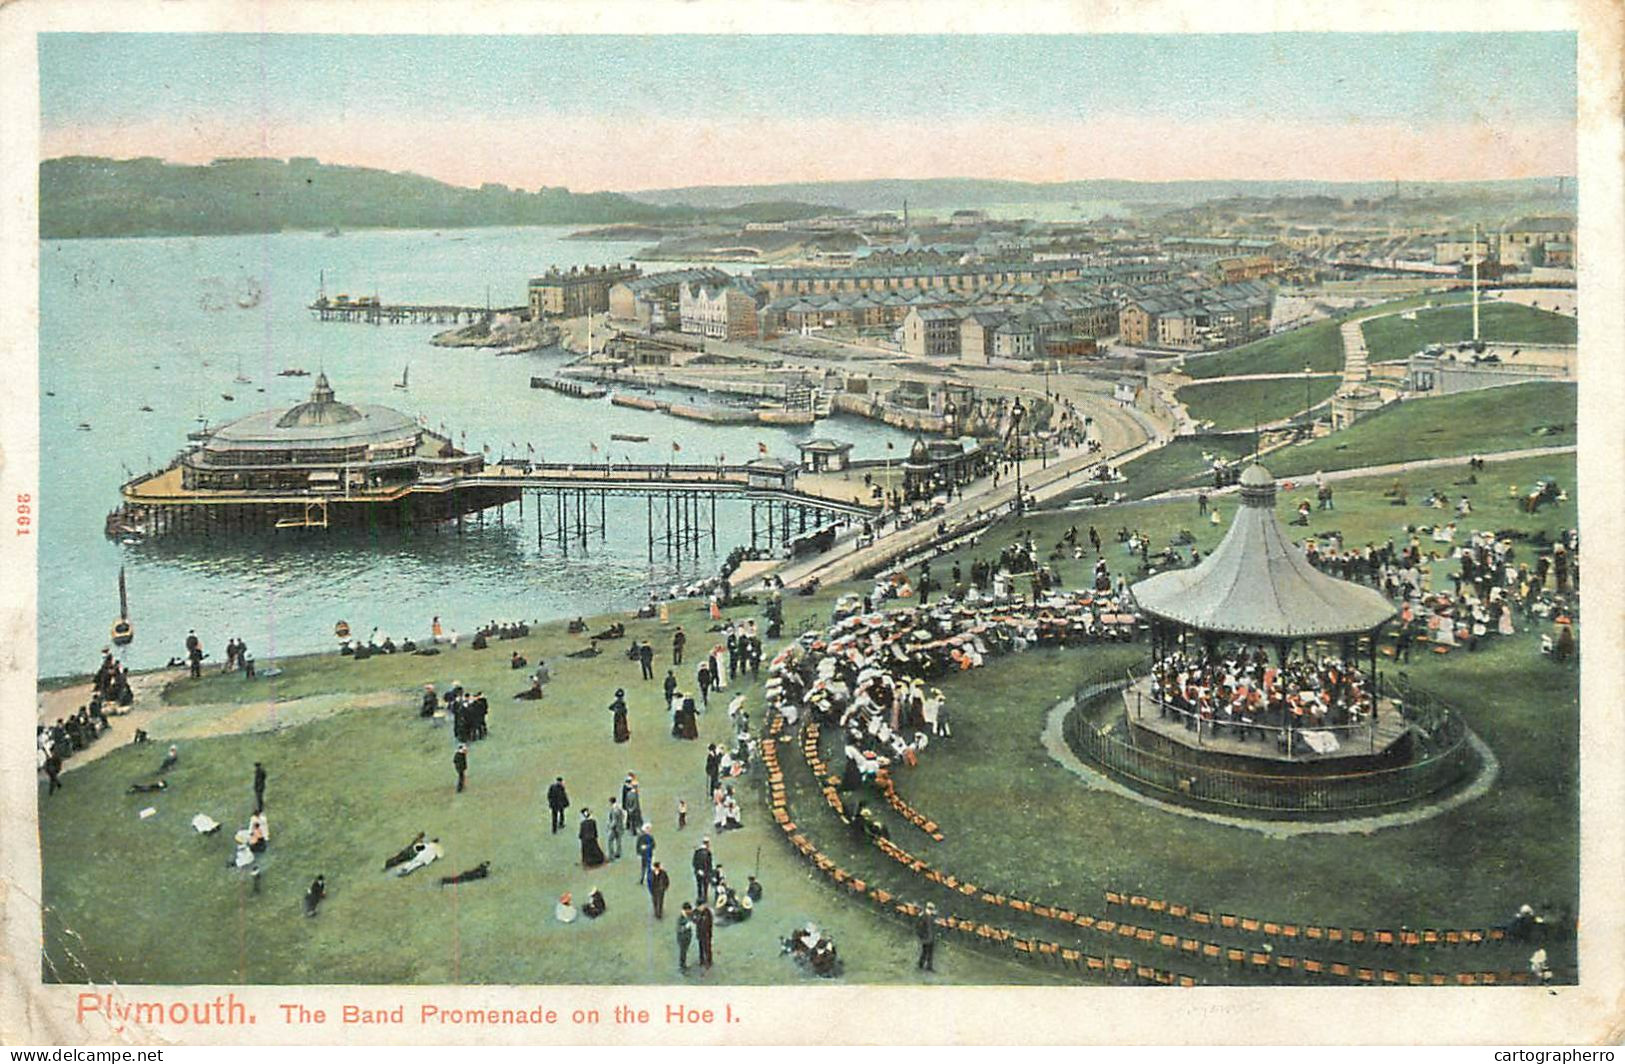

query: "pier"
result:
(113, 455), (879, 567)
(309, 298), (527, 325)
(477, 460), (877, 563)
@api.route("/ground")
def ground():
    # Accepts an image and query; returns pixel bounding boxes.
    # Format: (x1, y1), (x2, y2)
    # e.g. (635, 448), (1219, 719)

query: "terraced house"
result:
(677, 278), (768, 340)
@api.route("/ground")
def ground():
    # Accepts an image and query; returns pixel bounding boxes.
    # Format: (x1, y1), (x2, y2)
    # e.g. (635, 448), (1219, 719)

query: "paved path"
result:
(1039, 692), (1500, 839)
(1140, 443), (1577, 504)
(760, 414), (1168, 589)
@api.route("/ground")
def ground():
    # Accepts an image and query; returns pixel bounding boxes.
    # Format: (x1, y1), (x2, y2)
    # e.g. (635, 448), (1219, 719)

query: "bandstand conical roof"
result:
(1130, 464), (1396, 639)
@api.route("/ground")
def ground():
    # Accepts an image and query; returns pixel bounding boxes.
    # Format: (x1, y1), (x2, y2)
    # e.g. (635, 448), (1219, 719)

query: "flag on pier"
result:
(589, 441), (599, 453)
(672, 441), (682, 453)
(757, 441), (768, 455)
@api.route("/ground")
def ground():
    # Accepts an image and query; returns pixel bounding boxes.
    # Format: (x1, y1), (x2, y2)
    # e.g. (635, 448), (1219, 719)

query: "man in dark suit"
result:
(705, 744), (722, 795)
(547, 776), (570, 832)
(648, 860), (670, 919)
(916, 902), (938, 971)
(635, 825), (656, 885)
(691, 837), (713, 906)
(676, 904), (694, 970)
(453, 744), (468, 793)
(694, 901), (715, 969)
(252, 761), (267, 812)
(638, 641), (655, 681)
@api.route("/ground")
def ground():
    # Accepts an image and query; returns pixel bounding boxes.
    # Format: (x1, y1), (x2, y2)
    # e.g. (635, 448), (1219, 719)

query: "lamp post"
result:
(1010, 396), (1026, 512)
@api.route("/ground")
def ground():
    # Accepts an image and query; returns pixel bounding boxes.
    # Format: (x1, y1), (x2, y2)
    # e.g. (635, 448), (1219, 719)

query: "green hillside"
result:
(1267, 381), (1576, 477)
(39, 156), (833, 239)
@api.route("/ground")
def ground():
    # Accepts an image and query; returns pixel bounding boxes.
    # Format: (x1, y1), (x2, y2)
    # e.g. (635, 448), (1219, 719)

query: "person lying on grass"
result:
(439, 861), (491, 887)
(383, 832), (427, 871)
(393, 838), (443, 877)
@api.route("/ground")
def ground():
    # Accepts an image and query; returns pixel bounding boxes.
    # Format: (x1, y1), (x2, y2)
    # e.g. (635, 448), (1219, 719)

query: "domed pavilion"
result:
(115, 375), (516, 535)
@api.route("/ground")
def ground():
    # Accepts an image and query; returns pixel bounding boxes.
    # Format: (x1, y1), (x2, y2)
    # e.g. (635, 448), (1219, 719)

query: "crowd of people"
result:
(38, 648), (138, 792)
(764, 576), (1140, 789)
(1291, 487), (1581, 661)
(417, 683), (493, 743)
(1147, 648), (1377, 750)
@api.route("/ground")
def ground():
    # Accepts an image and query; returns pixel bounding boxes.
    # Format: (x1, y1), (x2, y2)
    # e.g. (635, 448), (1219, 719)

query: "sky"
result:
(39, 34), (1578, 191)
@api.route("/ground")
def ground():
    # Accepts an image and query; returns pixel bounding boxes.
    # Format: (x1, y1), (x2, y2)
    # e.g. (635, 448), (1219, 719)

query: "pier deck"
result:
(309, 302), (527, 325)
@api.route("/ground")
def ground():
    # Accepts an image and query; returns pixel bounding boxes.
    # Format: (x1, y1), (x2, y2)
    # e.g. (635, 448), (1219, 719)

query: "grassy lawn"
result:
(1052, 437), (1258, 507)
(1182, 291), (1472, 380)
(1181, 318), (1346, 379)
(814, 459), (1579, 967)
(1362, 302), (1577, 364)
(39, 603), (1045, 986)
(1266, 383), (1576, 479)
(929, 454), (1573, 599)
(1177, 377), (1341, 432)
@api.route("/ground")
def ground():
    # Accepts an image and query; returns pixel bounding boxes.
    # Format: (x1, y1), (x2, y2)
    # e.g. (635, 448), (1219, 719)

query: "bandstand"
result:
(1066, 464), (1476, 815)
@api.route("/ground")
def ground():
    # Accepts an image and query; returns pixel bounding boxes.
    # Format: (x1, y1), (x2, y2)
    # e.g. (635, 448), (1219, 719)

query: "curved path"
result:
(1039, 691), (1500, 839)
(1138, 443), (1577, 505)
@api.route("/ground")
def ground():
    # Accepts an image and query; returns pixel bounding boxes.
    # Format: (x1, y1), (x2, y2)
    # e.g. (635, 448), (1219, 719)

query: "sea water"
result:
(36, 226), (914, 677)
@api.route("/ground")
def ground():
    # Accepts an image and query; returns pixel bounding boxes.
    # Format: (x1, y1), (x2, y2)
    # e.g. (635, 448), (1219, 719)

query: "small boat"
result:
(45, 390), (55, 397)
(139, 405), (153, 413)
(393, 365), (410, 391)
(110, 566), (135, 646)
(76, 422), (92, 432)
(611, 433), (650, 443)
(221, 393), (235, 401)
(278, 368), (310, 377)
(335, 620), (351, 639)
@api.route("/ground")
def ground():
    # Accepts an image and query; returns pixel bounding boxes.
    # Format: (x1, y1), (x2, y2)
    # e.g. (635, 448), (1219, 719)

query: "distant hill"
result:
(626, 176), (1577, 213)
(38, 157), (835, 239)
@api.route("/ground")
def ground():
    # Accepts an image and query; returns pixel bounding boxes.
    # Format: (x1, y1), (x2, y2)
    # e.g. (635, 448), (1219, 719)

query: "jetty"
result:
(609, 392), (811, 427)
(531, 376), (609, 400)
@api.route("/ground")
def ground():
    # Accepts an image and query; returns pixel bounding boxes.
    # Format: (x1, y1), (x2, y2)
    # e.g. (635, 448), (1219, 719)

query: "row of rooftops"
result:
(749, 257), (1160, 283)
(1120, 278), (1271, 317)
(760, 282), (1121, 317)
(529, 263), (640, 286)
(622, 267), (733, 297)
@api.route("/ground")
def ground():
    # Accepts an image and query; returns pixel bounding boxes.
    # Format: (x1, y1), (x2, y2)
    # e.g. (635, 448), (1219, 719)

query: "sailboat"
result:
(234, 351), (252, 384)
(110, 567), (134, 646)
(394, 364), (410, 391)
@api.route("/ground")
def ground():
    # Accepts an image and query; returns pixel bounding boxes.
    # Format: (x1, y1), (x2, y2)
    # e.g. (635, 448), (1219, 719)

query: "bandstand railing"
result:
(1123, 666), (1385, 757)
(1065, 669), (1477, 815)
